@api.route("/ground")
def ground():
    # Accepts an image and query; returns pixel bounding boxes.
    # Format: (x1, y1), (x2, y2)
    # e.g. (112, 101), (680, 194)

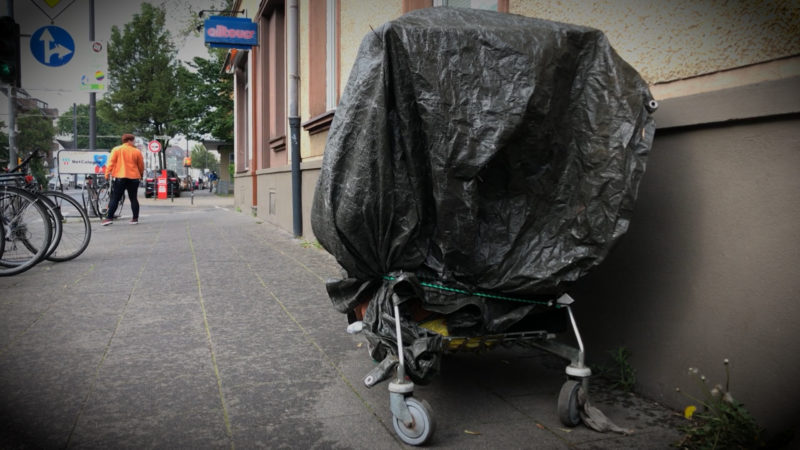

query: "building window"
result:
(257, 3), (287, 168)
(325, 0), (338, 110)
(245, 67), (251, 171)
(303, 0), (338, 135)
(233, 51), (251, 173)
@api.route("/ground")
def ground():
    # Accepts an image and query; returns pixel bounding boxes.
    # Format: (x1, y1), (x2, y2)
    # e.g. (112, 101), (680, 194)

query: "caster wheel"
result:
(392, 397), (435, 446)
(558, 379), (583, 427)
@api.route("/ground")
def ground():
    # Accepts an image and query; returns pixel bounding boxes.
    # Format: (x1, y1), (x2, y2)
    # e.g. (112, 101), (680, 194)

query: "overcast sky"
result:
(3, 0), (217, 119)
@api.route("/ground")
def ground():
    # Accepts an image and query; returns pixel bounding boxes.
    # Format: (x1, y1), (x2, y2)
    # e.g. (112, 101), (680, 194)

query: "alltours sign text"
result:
(204, 16), (258, 49)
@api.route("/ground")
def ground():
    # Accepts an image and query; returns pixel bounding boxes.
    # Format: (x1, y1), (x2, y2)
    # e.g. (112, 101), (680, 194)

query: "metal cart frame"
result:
(355, 292), (592, 445)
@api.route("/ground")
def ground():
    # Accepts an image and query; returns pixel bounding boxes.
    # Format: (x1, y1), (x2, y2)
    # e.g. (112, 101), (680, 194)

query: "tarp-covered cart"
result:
(312, 7), (657, 445)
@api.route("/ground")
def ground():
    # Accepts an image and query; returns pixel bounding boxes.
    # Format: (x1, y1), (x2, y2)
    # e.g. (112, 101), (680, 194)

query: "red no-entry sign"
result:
(148, 140), (162, 153)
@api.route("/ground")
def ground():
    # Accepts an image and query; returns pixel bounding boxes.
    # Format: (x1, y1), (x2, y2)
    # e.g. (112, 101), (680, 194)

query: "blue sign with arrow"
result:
(30, 25), (75, 67)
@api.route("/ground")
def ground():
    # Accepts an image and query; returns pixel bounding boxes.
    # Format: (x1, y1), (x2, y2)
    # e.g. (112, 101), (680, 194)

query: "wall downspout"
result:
(251, 55), (258, 214)
(288, 0), (302, 237)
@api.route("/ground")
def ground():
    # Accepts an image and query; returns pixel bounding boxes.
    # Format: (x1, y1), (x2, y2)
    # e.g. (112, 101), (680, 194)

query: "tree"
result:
(172, 0), (234, 143)
(190, 143), (218, 173)
(100, 3), (186, 169)
(16, 109), (55, 186)
(56, 104), (124, 150)
(175, 49), (233, 143)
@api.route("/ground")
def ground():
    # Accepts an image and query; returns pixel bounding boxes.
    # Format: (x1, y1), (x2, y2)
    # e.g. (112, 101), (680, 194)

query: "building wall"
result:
(259, 1), (800, 234)
(255, 167), (293, 229)
(297, 0), (400, 156)
(572, 92), (800, 435)
(338, 0), (402, 87)
(510, 0), (800, 84)
(293, 0), (403, 238)
(234, 173), (254, 214)
(300, 160), (322, 237)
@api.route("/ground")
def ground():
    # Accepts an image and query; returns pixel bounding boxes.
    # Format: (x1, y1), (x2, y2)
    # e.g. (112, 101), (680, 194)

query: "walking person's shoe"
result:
(101, 218), (113, 226)
(129, 218), (138, 225)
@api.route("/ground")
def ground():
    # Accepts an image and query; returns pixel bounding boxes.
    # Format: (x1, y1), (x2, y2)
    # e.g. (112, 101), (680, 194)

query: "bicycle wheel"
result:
(0, 186), (53, 276)
(97, 185), (110, 217)
(33, 193), (64, 260)
(85, 188), (102, 219)
(42, 191), (92, 262)
(0, 217), (5, 259)
(97, 185), (124, 218)
(112, 191), (125, 218)
(3, 186), (60, 259)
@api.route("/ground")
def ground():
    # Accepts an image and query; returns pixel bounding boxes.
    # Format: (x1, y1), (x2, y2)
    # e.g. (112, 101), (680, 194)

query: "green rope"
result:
(382, 275), (558, 307)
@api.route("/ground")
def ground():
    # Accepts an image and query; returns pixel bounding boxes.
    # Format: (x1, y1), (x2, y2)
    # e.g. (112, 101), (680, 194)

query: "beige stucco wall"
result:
(510, 0), (800, 84)
(233, 174), (254, 214)
(251, 163), (321, 237)
(297, 0), (800, 160)
(339, 0), (403, 88)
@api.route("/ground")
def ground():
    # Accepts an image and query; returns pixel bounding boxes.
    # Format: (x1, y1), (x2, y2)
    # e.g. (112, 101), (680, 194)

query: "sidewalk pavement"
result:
(0, 190), (685, 449)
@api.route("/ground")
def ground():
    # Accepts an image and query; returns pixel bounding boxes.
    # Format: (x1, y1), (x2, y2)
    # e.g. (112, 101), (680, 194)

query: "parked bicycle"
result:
(0, 183), (54, 276)
(83, 174), (123, 219)
(0, 151), (92, 276)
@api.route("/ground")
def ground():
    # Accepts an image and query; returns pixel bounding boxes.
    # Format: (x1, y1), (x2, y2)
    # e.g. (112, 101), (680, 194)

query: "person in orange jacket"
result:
(102, 133), (145, 225)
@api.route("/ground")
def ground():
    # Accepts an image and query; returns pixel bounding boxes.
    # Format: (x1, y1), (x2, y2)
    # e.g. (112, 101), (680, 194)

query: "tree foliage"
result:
(101, 3), (179, 134)
(171, 0), (233, 142)
(178, 49), (233, 143)
(190, 143), (219, 172)
(16, 109), (55, 186)
(98, 2), (234, 170)
(56, 104), (124, 150)
(177, 0), (233, 40)
(100, 3), (185, 168)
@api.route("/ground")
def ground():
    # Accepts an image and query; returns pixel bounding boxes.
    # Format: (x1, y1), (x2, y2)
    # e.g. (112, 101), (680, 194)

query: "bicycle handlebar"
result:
(6, 149), (43, 173)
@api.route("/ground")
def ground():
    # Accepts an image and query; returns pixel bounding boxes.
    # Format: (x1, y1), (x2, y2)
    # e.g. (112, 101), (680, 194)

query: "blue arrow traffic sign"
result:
(30, 25), (75, 67)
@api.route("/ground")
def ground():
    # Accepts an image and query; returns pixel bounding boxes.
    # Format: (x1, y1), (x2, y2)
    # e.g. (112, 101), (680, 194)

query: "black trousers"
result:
(107, 178), (140, 220)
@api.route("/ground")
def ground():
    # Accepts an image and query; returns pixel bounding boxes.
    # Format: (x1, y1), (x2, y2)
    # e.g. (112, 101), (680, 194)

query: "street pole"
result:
(5, 0), (16, 170)
(72, 104), (77, 148)
(187, 138), (193, 205)
(7, 82), (16, 169)
(288, 0), (302, 237)
(72, 103), (77, 187)
(88, 0), (96, 151)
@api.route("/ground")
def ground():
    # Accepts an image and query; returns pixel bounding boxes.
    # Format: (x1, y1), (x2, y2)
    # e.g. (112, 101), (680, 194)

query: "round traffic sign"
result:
(30, 26), (75, 67)
(148, 140), (162, 153)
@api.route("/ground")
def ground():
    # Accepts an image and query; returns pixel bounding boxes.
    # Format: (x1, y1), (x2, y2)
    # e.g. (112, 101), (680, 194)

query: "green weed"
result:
(300, 239), (323, 250)
(674, 359), (765, 449)
(601, 346), (637, 392)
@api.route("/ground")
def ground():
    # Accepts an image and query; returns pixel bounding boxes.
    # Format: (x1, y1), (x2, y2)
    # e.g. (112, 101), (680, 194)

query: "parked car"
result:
(144, 170), (181, 198)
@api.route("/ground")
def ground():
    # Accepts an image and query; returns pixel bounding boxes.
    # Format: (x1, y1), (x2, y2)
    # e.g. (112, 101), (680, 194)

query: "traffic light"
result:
(0, 16), (21, 87)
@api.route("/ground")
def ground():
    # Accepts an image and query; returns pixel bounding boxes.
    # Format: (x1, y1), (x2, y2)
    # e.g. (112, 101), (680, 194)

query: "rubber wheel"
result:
(392, 397), (435, 446)
(557, 379), (583, 427)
